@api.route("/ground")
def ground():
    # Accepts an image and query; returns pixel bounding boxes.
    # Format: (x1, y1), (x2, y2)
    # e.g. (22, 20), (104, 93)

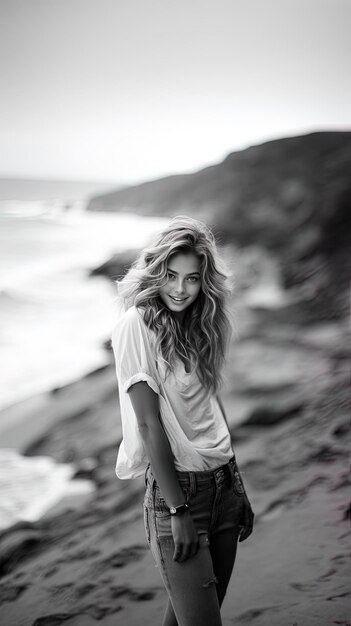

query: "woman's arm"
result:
(128, 381), (199, 562)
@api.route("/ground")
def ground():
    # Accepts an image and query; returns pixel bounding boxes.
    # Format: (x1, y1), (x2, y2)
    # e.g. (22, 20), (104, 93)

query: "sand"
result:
(0, 306), (350, 626)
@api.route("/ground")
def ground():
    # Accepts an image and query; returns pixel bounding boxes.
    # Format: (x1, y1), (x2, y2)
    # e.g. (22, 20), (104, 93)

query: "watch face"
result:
(170, 507), (176, 514)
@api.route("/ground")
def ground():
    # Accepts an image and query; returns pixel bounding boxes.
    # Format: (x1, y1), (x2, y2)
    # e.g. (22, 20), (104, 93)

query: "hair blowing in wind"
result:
(115, 216), (233, 393)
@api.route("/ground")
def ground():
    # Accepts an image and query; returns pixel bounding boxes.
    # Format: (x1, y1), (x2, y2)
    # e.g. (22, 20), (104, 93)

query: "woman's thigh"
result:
(144, 483), (222, 626)
(209, 528), (239, 607)
(142, 467), (242, 625)
(207, 472), (245, 605)
(150, 524), (222, 626)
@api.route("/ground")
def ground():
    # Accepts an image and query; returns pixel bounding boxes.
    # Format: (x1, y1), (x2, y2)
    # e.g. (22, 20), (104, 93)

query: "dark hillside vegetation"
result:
(88, 132), (351, 320)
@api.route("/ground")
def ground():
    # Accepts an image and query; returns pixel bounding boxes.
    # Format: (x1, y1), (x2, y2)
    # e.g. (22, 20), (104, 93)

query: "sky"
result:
(1, 0), (350, 184)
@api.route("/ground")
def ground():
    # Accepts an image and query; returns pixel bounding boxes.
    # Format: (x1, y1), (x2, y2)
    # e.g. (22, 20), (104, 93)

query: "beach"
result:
(0, 290), (349, 625)
(2, 0), (350, 616)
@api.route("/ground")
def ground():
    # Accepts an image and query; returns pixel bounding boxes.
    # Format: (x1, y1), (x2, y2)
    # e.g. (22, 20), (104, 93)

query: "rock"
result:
(0, 524), (43, 576)
(244, 393), (304, 426)
(73, 457), (99, 481)
(227, 339), (331, 394)
(89, 249), (136, 281)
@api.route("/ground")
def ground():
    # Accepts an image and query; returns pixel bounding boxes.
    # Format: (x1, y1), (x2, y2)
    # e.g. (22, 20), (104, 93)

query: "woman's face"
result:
(159, 252), (202, 320)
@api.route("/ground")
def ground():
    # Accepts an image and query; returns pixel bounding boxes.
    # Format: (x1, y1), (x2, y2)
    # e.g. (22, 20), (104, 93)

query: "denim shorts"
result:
(143, 455), (246, 620)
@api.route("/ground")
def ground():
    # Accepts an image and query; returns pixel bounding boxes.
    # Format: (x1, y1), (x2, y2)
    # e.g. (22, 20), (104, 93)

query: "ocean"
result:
(0, 194), (167, 529)
(0, 199), (167, 410)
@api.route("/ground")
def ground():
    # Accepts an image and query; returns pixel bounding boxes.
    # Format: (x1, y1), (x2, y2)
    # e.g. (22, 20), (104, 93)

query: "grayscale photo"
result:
(0, 1), (350, 625)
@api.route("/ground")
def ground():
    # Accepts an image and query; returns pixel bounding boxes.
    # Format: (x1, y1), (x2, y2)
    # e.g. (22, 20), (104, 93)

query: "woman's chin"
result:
(165, 301), (191, 320)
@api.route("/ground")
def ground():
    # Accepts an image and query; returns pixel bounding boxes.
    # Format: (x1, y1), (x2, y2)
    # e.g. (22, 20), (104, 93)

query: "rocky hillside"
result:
(87, 132), (351, 320)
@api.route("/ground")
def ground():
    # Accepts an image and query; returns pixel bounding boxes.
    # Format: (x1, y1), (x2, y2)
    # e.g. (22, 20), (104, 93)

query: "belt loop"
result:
(189, 471), (197, 498)
(228, 459), (236, 490)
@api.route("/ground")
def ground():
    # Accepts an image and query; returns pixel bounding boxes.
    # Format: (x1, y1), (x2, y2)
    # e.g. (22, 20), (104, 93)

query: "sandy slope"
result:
(0, 310), (350, 626)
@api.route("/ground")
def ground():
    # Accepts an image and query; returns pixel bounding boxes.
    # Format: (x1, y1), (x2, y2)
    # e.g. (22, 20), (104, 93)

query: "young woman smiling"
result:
(111, 216), (254, 626)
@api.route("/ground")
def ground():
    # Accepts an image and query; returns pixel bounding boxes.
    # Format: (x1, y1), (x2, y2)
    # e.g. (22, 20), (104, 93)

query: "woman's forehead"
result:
(167, 251), (200, 273)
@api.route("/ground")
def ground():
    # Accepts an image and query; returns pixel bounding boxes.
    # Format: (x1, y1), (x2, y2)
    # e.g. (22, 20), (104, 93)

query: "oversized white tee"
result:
(111, 305), (234, 479)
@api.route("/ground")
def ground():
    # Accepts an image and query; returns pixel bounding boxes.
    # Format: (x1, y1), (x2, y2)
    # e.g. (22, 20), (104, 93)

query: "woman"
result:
(111, 216), (254, 626)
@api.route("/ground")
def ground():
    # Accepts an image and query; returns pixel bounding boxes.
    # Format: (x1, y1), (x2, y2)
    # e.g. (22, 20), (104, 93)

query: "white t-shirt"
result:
(111, 305), (234, 479)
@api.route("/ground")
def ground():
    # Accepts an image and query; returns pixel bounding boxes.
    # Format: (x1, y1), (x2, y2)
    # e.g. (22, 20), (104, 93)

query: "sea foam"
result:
(0, 449), (95, 530)
(0, 202), (167, 410)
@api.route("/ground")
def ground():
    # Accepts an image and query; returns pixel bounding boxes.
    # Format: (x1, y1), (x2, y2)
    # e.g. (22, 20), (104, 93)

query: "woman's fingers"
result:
(238, 525), (252, 542)
(173, 538), (199, 562)
(238, 506), (254, 542)
(171, 514), (199, 561)
(173, 539), (188, 561)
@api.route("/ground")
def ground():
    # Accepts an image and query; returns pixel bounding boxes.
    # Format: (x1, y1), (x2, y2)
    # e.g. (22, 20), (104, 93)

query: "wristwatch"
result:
(169, 503), (190, 515)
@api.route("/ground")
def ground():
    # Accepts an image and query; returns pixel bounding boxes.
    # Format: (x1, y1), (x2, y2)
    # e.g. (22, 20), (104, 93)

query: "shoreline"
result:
(0, 360), (119, 532)
(0, 361), (118, 452)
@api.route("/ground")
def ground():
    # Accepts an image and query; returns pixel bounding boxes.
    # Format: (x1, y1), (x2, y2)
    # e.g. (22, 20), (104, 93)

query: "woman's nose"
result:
(175, 278), (185, 293)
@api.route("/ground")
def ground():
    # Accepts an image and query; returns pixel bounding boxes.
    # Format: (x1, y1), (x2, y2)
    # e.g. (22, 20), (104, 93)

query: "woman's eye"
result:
(166, 273), (198, 282)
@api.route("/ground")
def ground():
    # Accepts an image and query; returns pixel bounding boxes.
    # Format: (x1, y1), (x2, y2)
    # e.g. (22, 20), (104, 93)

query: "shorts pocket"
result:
(232, 467), (246, 497)
(154, 491), (171, 518)
(143, 481), (154, 508)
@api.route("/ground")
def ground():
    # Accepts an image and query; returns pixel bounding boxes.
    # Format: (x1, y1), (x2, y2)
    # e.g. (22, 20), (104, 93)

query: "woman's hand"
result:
(171, 512), (199, 562)
(238, 494), (254, 542)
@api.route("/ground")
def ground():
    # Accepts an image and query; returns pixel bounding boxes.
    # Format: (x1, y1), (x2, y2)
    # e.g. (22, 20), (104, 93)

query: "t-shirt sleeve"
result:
(111, 308), (160, 396)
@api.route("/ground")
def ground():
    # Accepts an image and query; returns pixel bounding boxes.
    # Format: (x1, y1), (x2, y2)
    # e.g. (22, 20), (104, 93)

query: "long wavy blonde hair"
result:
(115, 216), (233, 393)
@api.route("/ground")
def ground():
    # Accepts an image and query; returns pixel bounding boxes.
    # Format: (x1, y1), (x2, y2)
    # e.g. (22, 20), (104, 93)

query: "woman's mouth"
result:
(169, 296), (188, 303)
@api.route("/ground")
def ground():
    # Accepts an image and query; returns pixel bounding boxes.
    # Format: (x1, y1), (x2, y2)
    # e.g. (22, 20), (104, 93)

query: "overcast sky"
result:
(1, 0), (350, 184)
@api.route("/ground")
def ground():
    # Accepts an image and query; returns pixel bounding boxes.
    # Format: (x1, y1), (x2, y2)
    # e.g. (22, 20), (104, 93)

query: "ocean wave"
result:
(0, 449), (95, 530)
(0, 207), (168, 410)
(0, 199), (85, 219)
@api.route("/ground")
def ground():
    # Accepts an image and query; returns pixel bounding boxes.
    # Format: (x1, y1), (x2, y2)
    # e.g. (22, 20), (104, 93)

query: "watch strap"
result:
(169, 503), (190, 515)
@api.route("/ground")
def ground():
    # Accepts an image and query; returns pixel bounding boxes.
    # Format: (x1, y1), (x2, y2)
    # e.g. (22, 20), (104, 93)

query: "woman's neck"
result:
(173, 310), (186, 324)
